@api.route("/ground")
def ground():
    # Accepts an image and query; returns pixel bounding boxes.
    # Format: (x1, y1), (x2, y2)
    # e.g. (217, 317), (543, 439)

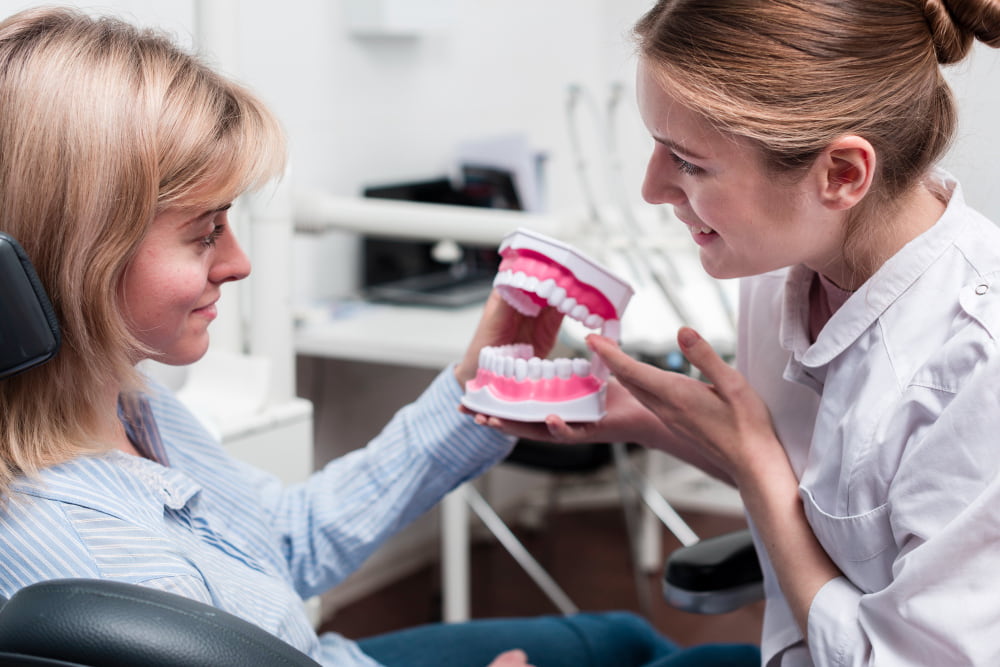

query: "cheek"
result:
(124, 265), (202, 326)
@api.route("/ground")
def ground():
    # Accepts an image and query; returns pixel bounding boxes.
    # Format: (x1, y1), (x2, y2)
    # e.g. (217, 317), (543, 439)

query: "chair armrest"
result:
(662, 528), (764, 614)
(0, 579), (321, 667)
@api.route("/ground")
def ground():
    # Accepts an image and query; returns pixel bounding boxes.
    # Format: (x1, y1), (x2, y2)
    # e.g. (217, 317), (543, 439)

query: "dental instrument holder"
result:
(462, 228), (633, 422)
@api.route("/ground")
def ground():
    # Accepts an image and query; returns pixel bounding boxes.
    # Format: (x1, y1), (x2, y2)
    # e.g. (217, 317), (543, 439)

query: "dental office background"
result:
(5, 0), (999, 613)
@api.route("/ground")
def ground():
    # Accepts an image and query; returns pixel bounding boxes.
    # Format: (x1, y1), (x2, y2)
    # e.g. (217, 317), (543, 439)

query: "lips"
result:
(192, 298), (218, 317)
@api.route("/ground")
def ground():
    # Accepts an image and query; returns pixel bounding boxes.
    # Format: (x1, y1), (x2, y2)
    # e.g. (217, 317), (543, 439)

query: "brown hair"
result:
(0, 7), (286, 493)
(634, 0), (1000, 275)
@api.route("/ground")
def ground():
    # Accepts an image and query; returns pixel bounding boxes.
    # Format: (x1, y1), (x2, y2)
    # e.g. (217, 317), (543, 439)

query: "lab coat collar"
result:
(780, 172), (966, 371)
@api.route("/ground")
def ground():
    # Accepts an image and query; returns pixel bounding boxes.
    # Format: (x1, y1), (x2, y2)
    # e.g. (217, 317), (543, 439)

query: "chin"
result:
(699, 258), (740, 280)
(151, 342), (211, 367)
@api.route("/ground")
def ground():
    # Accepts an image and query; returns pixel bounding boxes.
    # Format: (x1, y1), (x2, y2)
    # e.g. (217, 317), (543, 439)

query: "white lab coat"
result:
(738, 173), (1000, 666)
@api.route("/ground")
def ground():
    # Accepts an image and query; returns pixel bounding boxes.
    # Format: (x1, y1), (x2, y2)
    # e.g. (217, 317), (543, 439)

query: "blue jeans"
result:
(357, 611), (760, 667)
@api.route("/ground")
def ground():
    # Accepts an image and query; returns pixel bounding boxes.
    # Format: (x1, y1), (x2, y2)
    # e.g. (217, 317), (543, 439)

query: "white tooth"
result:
(555, 358), (572, 379)
(478, 348), (488, 370)
(488, 348), (500, 374)
(557, 296), (577, 314)
(536, 279), (556, 298)
(547, 286), (567, 307)
(571, 304), (588, 321)
(502, 357), (515, 377)
(493, 270), (513, 287)
(511, 272), (528, 288)
(524, 276), (540, 292)
(541, 360), (556, 379)
(514, 358), (528, 381)
(572, 358), (591, 377)
(527, 357), (542, 380)
(584, 314), (604, 328)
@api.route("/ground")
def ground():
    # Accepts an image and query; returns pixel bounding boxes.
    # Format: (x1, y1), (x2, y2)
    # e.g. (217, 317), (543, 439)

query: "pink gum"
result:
(467, 368), (603, 402)
(498, 248), (617, 320)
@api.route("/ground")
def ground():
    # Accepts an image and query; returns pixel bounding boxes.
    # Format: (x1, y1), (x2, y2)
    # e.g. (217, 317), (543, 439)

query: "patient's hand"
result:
(455, 290), (564, 386)
(488, 649), (535, 667)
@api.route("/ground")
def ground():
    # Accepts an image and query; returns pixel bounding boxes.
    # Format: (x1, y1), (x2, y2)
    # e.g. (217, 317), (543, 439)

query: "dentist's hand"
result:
(587, 327), (779, 485)
(455, 290), (564, 386)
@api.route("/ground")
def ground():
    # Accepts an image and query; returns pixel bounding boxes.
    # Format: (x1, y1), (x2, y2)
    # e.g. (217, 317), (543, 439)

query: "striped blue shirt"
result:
(0, 367), (515, 665)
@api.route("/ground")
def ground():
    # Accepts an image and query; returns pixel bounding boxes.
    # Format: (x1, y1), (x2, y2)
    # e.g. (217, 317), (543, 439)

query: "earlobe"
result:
(817, 136), (875, 211)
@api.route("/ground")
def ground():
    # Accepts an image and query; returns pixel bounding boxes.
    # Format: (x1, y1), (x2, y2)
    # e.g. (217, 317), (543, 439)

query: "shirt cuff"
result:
(807, 575), (862, 666)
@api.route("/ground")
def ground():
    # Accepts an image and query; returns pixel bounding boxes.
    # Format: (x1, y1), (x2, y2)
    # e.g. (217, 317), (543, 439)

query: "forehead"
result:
(636, 59), (764, 164)
(637, 62), (713, 142)
(158, 175), (237, 214)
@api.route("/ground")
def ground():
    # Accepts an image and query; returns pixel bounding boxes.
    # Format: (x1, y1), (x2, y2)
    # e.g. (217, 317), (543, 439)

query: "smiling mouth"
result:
(461, 228), (633, 422)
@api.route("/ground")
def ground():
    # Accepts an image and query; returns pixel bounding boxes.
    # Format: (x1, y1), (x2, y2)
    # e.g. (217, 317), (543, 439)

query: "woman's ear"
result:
(814, 135), (876, 211)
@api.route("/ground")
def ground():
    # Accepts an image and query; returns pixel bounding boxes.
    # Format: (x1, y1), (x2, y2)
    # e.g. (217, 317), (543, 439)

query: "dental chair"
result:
(662, 528), (764, 615)
(0, 233), (321, 666)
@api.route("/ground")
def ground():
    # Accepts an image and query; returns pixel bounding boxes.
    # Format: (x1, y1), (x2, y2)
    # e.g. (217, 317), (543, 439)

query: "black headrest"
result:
(0, 233), (61, 379)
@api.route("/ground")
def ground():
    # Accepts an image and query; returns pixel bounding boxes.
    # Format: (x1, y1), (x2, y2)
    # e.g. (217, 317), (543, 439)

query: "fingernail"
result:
(678, 328), (700, 348)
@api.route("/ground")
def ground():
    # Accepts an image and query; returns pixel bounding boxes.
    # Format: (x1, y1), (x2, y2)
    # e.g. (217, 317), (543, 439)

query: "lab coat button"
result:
(976, 283), (989, 295)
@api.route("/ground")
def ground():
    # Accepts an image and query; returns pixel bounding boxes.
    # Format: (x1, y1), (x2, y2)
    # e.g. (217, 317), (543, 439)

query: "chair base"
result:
(662, 581), (764, 615)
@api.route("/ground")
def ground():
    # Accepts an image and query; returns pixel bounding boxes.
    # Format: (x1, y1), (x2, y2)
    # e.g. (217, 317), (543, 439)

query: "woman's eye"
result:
(202, 224), (225, 248)
(670, 152), (702, 176)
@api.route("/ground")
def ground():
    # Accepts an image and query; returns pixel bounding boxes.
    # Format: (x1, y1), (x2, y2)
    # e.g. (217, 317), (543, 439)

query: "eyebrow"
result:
(179, 203), (232, 229)
(654, 135), (709, 161)
(194, 202), (232, 219)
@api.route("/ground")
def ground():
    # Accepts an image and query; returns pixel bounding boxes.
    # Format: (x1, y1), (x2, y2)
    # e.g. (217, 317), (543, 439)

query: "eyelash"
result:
(670, 152), (702, 176)
(202, 224), (225, 248)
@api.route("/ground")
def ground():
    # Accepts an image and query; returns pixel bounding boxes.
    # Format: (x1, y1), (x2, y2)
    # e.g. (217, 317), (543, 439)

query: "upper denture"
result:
(491, 229), (633, 328)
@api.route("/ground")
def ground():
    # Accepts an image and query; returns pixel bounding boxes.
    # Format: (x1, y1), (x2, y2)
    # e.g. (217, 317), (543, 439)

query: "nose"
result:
(641, 144), (687, 206)
(210, 225), (252, 284)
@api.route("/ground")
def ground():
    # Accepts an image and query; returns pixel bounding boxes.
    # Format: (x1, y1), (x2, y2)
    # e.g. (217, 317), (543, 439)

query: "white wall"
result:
(942, 43), (1000, 220)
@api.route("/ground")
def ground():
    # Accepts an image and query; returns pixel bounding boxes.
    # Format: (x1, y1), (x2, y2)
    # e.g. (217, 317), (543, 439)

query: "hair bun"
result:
(924, 0), (1000, 63)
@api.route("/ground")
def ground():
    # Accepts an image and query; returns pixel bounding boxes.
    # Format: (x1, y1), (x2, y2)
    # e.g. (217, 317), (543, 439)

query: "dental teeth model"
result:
(461, 228), (634, 422)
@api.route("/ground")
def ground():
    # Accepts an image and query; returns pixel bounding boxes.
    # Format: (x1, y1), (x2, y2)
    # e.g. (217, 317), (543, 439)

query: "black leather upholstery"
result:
(0, 232), (60, 379)
(0, 579), (321, 667)
(662, 529), (764, 614)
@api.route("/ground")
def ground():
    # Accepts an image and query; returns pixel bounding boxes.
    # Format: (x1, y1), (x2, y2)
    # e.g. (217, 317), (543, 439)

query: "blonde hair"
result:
(0, 7), (286, 493)
(634, 0), (1000, 277)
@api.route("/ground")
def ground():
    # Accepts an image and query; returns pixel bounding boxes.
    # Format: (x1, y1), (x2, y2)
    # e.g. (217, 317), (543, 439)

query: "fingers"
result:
(586, 334), (671, 403)
(470, 411), (598, 443)
(585, 334), (642, 379)
(676, 327), (741, 394)
(590, 328), (740, 398)
(488, 649), (532, 667)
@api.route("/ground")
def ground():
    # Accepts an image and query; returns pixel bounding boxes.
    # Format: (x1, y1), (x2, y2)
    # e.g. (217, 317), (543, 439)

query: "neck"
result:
(817, 182), (946, 291)
(97, 381), (142, 457)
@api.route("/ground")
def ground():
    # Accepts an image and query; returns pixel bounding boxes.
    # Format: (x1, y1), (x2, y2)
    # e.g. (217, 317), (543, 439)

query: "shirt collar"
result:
(14, 390), (202, 517)
(118, 391), (171, 465)
(781, 172), (966, 369)
(13, 451), (202, 518)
